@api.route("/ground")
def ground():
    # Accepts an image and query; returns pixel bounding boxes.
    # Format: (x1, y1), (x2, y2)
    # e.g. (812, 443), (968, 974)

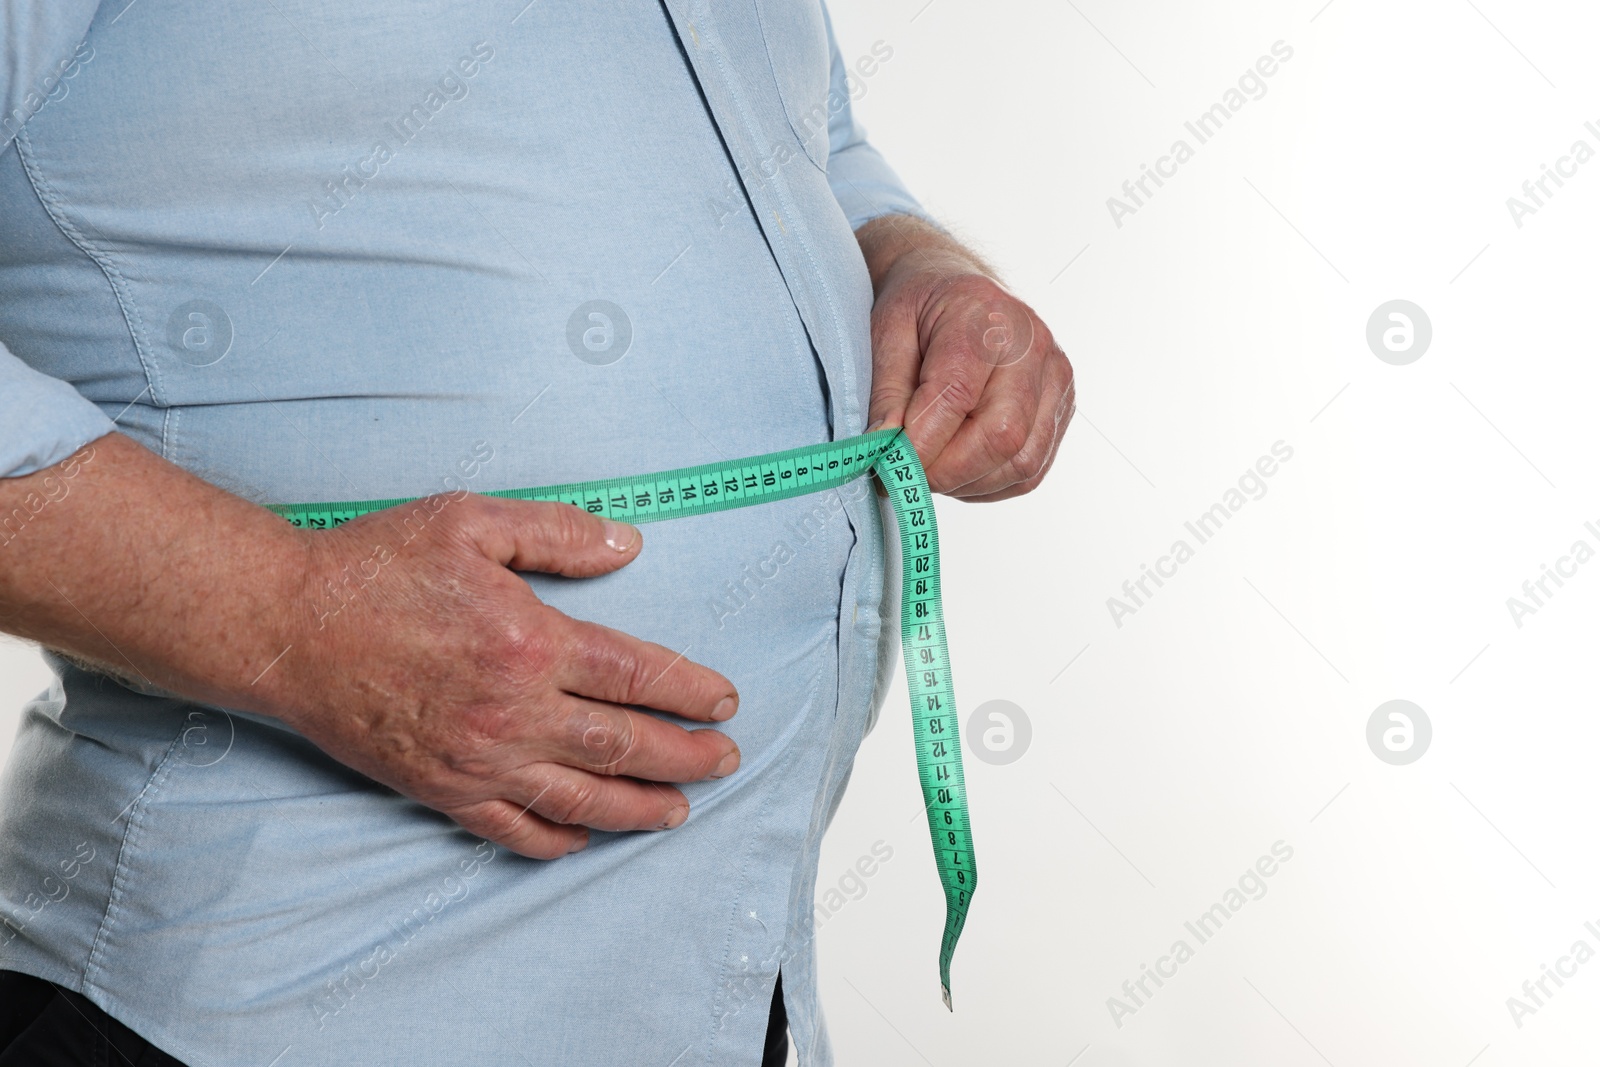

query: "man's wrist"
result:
(853, 214), (996, 295)
(0, 431), (319, 717)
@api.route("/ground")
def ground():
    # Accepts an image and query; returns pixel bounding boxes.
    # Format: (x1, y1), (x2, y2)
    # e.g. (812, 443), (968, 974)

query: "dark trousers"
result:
(0, 971), (187, 1066)
(1, 970), (791, 1066)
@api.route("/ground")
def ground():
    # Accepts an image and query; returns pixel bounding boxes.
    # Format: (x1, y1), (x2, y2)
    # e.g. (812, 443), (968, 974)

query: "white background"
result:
(8, 1), (1600, 1064)
(811, 0), (1600, 1064)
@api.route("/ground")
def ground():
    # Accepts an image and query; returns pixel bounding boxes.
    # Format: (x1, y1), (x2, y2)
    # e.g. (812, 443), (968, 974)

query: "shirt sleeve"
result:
(3, 1), (115, 477)
(818, 3), (937, 232)
(0, 343), (115, 477)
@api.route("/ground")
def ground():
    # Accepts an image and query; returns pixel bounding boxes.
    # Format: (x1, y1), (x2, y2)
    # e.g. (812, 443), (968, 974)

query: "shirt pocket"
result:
(750, 0), (832, 172)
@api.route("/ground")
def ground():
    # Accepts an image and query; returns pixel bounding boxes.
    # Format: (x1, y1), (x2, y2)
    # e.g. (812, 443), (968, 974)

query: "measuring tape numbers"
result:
(270, 428), (975, 1008)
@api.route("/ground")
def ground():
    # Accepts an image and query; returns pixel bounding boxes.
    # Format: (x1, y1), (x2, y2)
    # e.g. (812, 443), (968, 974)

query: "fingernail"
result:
(603, 520), (638, 552)
(711, 749), (740, 779)
(656, 806), (688, 831)
(711, 696), (737, 721)
(567, 833), (589, 853)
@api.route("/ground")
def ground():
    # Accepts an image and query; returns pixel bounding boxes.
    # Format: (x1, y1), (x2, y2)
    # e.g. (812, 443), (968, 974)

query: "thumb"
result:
(866, 297), (924, 434)
(471, 498), (642, 577)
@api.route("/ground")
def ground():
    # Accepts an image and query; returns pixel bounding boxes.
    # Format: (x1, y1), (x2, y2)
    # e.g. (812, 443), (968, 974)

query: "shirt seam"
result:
(748, 0), (830, 174)
(160, 407), (177, 465)
(700, 744), (782, 1066)
(81, 727), (187, 997)
(13, 127), (164, 412)
(696, 18), (861, 437)
(787, 536), (862, 1064)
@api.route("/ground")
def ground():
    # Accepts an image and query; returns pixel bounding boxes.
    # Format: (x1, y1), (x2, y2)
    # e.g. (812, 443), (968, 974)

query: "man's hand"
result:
(0, 433), (739, 860)
(280, 492), (740, 859)
(857, 215), (1075, 501)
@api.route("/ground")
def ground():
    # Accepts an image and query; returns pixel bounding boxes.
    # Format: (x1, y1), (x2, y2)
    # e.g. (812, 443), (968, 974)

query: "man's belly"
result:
(0, 480), (867, 1063)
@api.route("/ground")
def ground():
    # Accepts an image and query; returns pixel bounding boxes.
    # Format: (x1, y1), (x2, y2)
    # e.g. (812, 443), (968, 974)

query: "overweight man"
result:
(0, 2), (1072, 1064)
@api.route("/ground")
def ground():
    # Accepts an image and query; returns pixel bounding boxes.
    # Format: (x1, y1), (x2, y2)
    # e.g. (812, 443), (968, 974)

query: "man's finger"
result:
(450, 798), (589, 861)
(955, 363), (1075, 500)
(945, 399), (1056, 498)
(938, 353), (1062, 496)
(866, 291), (926, 432)
(541, 697), (739, 784)
(518, 764), (691, 831)
(899, 317), (999, 471)
(460, 497), (643, 578)
(921, 356), (1043, 493)
(553, 617), (738, 722)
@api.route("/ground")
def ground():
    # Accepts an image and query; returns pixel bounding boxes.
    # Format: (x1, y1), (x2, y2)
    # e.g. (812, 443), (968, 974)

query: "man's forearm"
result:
(0, 432), (310, 711)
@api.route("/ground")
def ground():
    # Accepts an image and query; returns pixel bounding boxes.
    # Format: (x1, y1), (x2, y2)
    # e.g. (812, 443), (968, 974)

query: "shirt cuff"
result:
(826, 139), (938, 233)
(0, 343), (116, 477)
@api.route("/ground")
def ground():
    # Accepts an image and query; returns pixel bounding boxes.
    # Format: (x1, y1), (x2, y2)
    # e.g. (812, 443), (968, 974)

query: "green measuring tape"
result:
(269, 428), (974, 1007)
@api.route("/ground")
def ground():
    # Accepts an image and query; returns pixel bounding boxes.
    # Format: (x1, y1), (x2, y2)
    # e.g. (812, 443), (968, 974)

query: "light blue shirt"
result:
(0, 2), (928, 1063)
